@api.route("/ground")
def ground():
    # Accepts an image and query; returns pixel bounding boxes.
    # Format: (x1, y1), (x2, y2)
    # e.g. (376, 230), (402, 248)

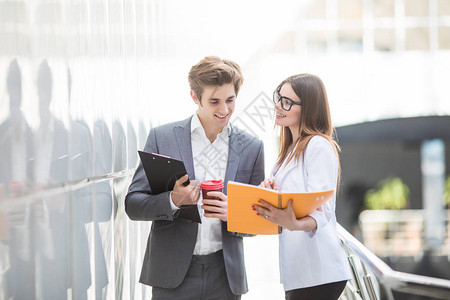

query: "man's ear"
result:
(190, 90), (201, 105)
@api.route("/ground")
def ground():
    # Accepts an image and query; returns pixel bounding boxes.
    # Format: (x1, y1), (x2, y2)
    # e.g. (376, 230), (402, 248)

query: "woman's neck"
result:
(289, 126), (299, 143)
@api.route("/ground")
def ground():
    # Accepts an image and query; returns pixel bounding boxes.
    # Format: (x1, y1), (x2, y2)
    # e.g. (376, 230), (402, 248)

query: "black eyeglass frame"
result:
(273, 90), (302, 111)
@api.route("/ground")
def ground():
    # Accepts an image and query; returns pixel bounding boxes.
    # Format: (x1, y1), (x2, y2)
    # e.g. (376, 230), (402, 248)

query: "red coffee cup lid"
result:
(201, 180), (224, 190)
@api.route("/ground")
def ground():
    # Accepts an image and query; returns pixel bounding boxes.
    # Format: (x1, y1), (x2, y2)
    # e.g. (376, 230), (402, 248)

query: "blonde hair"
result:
(188, 56), (243, 101)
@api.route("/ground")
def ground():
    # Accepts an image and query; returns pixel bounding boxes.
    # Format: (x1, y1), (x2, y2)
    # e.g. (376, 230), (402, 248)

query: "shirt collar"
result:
(191, 113), (231, 137)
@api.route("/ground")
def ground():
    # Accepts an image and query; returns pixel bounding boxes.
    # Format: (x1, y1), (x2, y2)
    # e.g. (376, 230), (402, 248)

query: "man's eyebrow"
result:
(208, 95), (236, 101)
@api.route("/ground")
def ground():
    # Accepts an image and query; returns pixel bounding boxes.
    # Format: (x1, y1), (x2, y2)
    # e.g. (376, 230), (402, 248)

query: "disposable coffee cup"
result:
(201, 180), (224, 214)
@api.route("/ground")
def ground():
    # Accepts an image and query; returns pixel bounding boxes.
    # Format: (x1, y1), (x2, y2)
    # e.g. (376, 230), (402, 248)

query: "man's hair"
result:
(188, 56), (243, 101)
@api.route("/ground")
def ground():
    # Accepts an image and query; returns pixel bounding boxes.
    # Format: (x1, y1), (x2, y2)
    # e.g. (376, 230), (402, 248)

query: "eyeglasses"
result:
(273, 90), (301, 111)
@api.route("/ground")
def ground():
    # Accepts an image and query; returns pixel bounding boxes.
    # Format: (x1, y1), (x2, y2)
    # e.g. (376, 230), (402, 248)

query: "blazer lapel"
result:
(174, 116), (196, 180)
(224, 125), (242, 194)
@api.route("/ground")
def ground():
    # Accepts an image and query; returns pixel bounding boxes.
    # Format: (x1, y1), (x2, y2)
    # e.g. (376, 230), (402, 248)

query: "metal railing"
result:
(337, 224), (450, 300)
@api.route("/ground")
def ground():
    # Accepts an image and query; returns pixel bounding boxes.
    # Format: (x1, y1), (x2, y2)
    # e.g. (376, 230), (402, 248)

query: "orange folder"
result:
(227, 181), (334, 235)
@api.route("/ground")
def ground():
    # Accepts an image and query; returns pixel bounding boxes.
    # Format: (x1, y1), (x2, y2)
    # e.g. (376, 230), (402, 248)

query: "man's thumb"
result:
(177, 174), (189, 184)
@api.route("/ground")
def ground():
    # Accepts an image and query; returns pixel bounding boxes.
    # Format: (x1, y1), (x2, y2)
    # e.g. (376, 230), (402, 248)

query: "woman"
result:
(253, 74), (351, 300)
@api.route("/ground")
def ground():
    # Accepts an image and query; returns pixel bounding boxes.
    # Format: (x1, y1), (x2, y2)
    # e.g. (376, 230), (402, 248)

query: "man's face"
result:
(192, 83), (236, 131)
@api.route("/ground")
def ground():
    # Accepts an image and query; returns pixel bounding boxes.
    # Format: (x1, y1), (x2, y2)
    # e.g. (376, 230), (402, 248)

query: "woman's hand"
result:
(253, 200), (317, 232)
(258, 178), (279, 190)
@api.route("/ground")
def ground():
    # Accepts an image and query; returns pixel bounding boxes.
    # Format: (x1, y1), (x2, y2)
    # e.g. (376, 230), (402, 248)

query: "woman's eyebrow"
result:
(280, 95), (295, 101)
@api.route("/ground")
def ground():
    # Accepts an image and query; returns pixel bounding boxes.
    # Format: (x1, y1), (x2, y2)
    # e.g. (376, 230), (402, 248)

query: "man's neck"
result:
(197, 117), (224, 143)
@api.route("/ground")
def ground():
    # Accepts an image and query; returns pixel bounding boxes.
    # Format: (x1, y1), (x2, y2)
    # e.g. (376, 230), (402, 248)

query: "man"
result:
(125, 56), (265, 299)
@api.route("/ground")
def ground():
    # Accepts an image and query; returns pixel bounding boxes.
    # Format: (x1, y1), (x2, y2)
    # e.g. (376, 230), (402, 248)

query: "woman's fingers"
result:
(257, 199), (274, 209)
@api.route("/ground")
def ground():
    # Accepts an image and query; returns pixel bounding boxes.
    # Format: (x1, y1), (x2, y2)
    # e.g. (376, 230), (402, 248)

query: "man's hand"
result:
(202, 191), (227, 222)
(171, 174), (200, 207)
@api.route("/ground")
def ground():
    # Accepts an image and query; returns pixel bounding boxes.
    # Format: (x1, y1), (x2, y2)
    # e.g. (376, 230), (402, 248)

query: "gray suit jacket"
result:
(125, 116), (265, 295)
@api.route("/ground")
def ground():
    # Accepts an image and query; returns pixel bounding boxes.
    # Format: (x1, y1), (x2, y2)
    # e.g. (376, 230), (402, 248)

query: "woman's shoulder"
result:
(305, 135), (335, 157)
(307, 135), (332, 148)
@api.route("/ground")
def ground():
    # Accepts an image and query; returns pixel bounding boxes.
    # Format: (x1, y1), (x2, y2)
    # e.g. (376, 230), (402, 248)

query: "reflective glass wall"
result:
(0, 1), (153, 299)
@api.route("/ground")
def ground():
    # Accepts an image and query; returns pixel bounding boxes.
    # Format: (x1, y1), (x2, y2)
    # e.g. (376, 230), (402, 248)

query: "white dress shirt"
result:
(273, 136), (351, 291)
(170, 113), (230, 255)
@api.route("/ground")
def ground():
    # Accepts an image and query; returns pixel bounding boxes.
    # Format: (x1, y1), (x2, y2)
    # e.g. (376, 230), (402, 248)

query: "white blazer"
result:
(272, 136), (351, 291)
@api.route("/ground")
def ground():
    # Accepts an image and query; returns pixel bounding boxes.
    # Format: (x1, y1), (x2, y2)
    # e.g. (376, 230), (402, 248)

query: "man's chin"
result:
(217, 119), (230, 128)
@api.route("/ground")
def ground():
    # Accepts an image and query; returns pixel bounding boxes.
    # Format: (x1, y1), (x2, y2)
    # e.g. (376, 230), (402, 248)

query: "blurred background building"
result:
(0, 0), (449, 299)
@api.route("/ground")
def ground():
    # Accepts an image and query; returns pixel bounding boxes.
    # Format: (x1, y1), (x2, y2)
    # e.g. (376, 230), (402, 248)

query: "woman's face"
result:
(274, 83), (302, 131)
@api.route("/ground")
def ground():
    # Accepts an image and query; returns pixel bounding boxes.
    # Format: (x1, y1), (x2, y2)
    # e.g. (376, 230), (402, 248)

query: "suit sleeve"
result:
(124, 127), (175, 221)
(305, 137), (338, 237)
(228, 140), (265, 237)
(249, 141), (265, 186)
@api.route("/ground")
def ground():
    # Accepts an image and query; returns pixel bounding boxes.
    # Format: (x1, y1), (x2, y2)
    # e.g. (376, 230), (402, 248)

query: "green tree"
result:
(364, 177), (409, 210)
(445, 176), (450, 208)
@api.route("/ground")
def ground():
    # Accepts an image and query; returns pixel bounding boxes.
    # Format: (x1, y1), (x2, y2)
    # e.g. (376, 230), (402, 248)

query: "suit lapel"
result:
(224, 125), (242, 194)
(174, 117), (196, 180)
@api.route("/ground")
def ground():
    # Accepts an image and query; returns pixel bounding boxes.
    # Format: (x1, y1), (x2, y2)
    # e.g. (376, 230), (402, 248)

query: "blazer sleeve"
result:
(304, 137), (339, 237)
(249, 141), (265, 186)
(227, 139), (265, 238)
(124, 127), (175, 221)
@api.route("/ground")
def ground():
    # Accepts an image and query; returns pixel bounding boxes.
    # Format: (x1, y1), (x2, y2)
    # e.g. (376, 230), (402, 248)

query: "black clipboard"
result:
(138, 151), (201, 223)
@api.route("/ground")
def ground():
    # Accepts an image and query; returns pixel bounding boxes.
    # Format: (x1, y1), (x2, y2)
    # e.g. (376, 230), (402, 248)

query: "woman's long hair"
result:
(275, 74), (341, 184)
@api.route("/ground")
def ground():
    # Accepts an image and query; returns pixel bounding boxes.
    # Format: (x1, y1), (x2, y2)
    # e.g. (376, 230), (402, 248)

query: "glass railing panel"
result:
(338, 224), (450, 300)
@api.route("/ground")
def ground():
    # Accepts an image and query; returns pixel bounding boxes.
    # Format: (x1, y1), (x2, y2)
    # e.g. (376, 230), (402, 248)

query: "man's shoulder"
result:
(231, 124), (262, 145)
(152, 116), (191, 134)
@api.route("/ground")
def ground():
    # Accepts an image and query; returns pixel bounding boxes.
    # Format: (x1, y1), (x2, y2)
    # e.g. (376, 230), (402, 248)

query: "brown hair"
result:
(275, 74), (341, 184)
(188, 56), (243, 101)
